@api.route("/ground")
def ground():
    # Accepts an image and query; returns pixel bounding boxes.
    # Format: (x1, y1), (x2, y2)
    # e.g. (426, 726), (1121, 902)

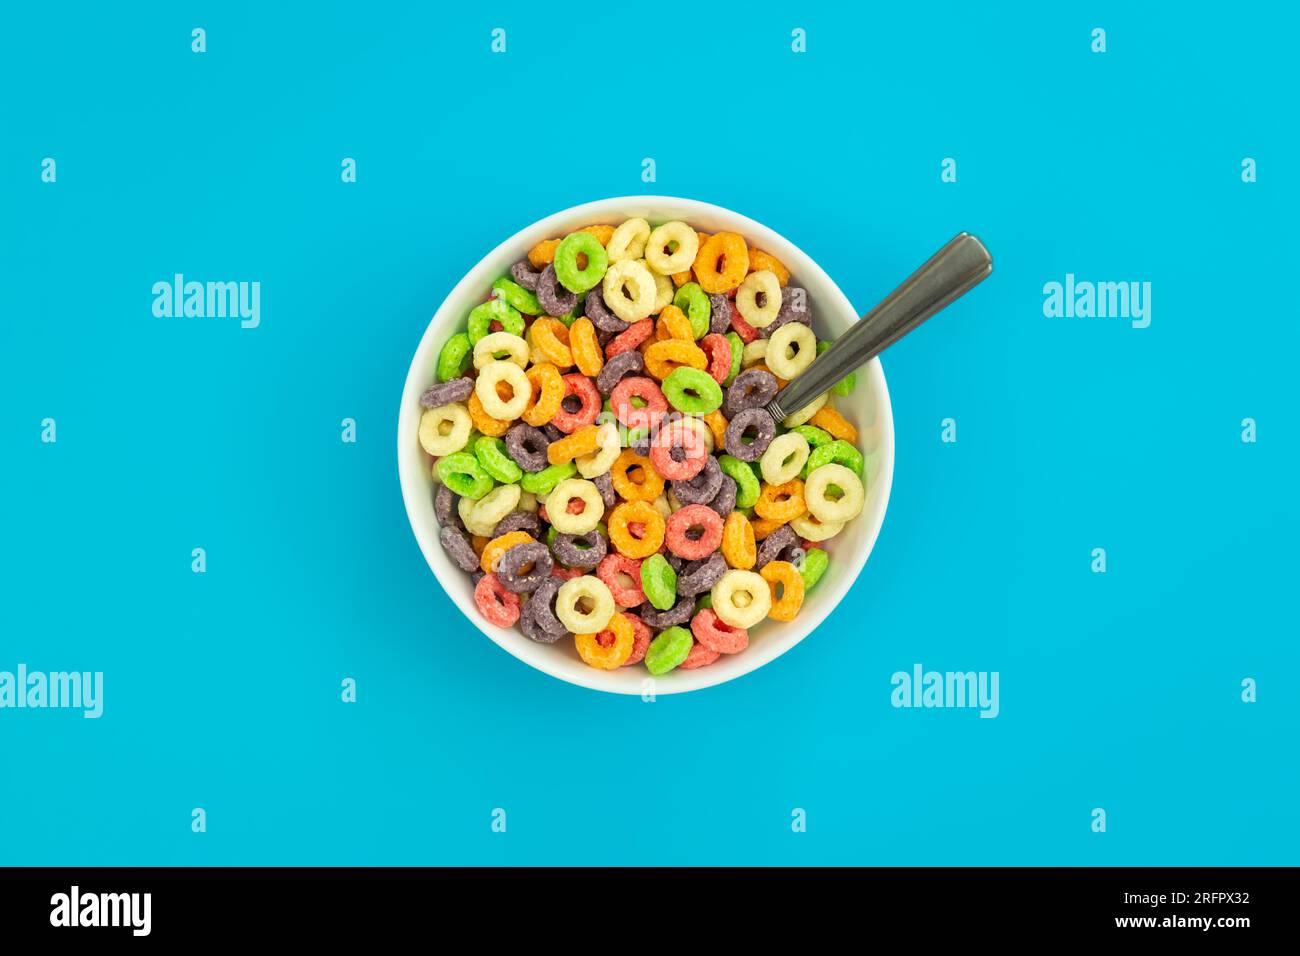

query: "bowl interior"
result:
(398, 197), (893, 694)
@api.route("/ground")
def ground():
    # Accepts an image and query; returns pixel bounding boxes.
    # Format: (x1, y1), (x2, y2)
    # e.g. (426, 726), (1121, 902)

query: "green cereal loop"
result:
(792, 424), (833, 448)
(436, 332), (472, 381)
(640, 553), (678, 611)
(467, 298), (523, 344)
(799, 548), (829, 592)
(816, 340), (857, 396)
(474, 436), (523, 483)
(519, 460), (576, 496)
(436, 451), (495, 500)
(623, 426), (649, 449)
(695, 592), (713, 611)
(723, 331), (743, 386)
(553, 231), (609, 294)
(644, 626), (694, 675)
(661, 366), (723, 415)
(491, 277), (542, 316)
(806, 439), (864, 478)
(719, 455), (761, 509)
(673, 282), (711, 339)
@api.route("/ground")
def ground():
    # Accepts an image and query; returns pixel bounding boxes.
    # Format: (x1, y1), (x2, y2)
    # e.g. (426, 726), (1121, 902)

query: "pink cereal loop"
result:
(690, 608), (749, 654)
(649, 421), (707, 480)
(665, 504), (724, 559)
(550, 373), (601, 433)
(474, 572), (521, 627)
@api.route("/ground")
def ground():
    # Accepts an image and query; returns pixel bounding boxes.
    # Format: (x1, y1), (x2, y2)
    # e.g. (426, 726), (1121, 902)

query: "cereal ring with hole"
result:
(550, 373), (601, 433)
(419, 403), (472, 457)
(595, 349), (645, 396)
(723, 368), (778, 419)
(523, 576), (568, 638)
(547, 424), (600, 466)
(421, 376), (474, 409)
(607, 218), (651, 262)
(475, 360), (531, 421)
(644, 221), (700, 275)
(609, 376), (667, 431)
(700, 333), (732, 384)
(718, 454), (761, 509)
(545, 478), (604, 535)
(554, 231), (609, 294)
(644, 625), (694, 675)
(765, 323), (816, 380)
(605, 317), (653, 357)
(576, 421), (620, 478)
(575, 610), (633, 670)
(691, 607), (748, 654)
(760, 432), (811, 485)
(672, 282), (711, 339)
(661, 366), (723, 415)
(665, 504), (724, 560)
(530, 317), (574, 367)
(735, 270), (782, 328)
(519, 460), (576, 496)
(521, 362), (563, 427)
(755, 479), (806, 523)
(569, 317), (604, 377)
(723, 407), (775, 462)
(550, 529), (606, 569)
(789, 512), (844, 543)
(511, 260), (542, 291)
(710, 569), (771, 629)
(437, 332), (473, 381)
(754, 524), (797, 568)
(480, 530), (536, 574)
(804, 463), (865, 523)
(808, 405), (859, 443)
(439, 525), (480, 572)
(475, 572), (521, 627)
(644, 340), (707, 381)
(693, 232), (749, 294)
(474, 435), (524, 483)
(607, 500), (666, 558)
(536, 263), (579, 317)
(458, 494), (499, 537)
(583, 285), (629, 334)
(437, 451), (495, 499)
(610, 449), (664, 502)
(748, 249), (790, 286)
(555, 575), (615, 635)
(504, 423), (551, 473)
(760, 560), (805, 622)
(467, 298), (524, 344)
(640, 553), (678, 611)
(670, 455), (722, 506)
(496, 541), (553, 593)
(781, 390), (829, 428)
(721, 512), (756, 569)
(596, 553), (645, 608)
(601, 260), (658, 323)
(649, 422), (708, 481)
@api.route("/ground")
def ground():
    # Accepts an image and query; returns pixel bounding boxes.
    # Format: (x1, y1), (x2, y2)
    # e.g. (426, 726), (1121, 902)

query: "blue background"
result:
(2, 2), (1296, 865)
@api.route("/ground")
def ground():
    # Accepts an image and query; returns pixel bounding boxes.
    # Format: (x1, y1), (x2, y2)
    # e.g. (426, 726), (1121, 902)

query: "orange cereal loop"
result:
(607, 500), (666, 559)
(643, 340), (707, 381)
(568, 317), (605, 377)
(809, 405), (859, 443)
(548, 424), (601, 466)
(656, 304), (694, 342)
(750, 515), (788, 540)
(468, 390), (511, 437)
(471, 535), (490, 557)
(610, 449), (665, 502)
(522, 362), (563, 426)
(755, 479), (806, 523)
(749, 362), (789, 389)
(760, 560), (805, 622)
(580, 224), (616, 246)
(528, 238), (560, 269)
(693, 232), (749, 294)
(531, 317), (574, 367)
(748, 249), (791, 286)
(704, 410), (729, 448)
(480, 531), (537, 574)
(721, 512), (756, 569)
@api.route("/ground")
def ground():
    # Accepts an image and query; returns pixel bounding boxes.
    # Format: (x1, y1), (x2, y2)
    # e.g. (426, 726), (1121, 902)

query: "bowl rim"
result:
(397, 195), (894, 695)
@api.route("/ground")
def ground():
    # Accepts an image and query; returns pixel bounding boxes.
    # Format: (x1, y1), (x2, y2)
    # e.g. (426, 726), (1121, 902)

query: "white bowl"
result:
(397, 196), (894, 694)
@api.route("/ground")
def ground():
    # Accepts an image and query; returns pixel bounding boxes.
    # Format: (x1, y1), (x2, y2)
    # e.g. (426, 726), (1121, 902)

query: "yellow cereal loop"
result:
(765, 323), (816, 380)
(602, 260), (658, 322)
(556, 575), (616, 634)
(735, 270), (782, 328)
(789, 512), (844, 542)
(418, 403), (472, 457)
(710, 569), (772, 629)
(781, 390), (828, 428)
(475, 360), (531, 420)
(644, 221), (700, 275)
(576, 422), (621, 478)
(804, 463), (866, 524)
(473, 331), (529, 370)
(546, 478), (605, 534)
(607, 218), (651, 262)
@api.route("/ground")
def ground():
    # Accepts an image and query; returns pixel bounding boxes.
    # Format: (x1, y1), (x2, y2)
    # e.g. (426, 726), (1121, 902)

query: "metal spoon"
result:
(763, 232), (993, 425)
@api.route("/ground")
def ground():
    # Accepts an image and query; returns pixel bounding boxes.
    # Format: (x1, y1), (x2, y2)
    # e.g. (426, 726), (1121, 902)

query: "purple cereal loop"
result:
(536, 263), (578, 317)
(670, 455), (722, 505)
(421, 376), (474, 408)
(526, 577), (568, 636)
(723, 368), (779, 418)
(639, 594), (695, 628)
(724, 407), (775, 462)
(496, 541), (554, 593)
(439, 525), (480, 573)
(592, 472), (616, 510)
(492, 510), (542, 538)
(511, 260), (542, 291)
(677, 553), (726, 595)
(542, 423), (565, 443)
(760, 286), (812, 338)
(665, 553), (685, 573)
(551, 530), (607, 569)
(583, 285), (629, 333)
(706, 474), (737, 517)
(755, 524), (798, 570)
(595, 349), (646, 395)
(708, 293), (733, 335)
(434, 483), (464, 529)
(505, 423), (551, 473)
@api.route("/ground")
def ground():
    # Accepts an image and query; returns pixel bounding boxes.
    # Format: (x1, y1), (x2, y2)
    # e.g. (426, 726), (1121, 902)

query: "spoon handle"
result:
(764, 232), (993, 423)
